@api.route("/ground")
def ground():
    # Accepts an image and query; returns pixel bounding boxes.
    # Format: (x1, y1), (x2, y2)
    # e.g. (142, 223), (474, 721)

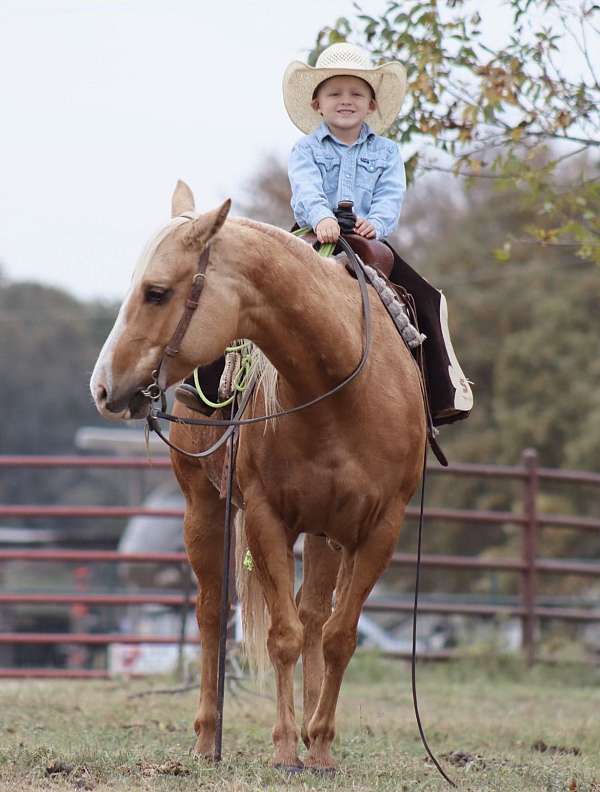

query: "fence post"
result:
(521, 448), (539, 666)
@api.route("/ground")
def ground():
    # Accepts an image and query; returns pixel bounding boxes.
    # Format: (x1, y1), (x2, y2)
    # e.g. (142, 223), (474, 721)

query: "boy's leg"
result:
(385, 245), (473, 425)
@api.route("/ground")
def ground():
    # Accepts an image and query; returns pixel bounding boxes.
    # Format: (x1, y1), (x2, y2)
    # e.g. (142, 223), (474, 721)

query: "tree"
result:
(0, 279), (131, 529)
(312, 1), (600, 264)
(238, 155), (294, 229)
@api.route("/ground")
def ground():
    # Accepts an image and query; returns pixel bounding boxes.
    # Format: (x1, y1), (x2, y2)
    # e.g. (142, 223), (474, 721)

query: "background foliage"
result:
(312, 0), (600, 264)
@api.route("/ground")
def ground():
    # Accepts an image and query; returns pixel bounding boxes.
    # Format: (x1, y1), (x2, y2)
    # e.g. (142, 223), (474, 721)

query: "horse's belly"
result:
(273, 460), (385, 545)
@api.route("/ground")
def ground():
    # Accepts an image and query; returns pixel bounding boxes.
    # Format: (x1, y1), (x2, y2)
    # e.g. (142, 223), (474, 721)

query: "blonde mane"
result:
(131, 213), (198, 285)
(250, 345), (281, 429)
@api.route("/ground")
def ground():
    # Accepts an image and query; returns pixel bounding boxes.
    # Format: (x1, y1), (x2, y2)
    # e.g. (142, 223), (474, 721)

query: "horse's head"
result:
(91, 180), (238, 420)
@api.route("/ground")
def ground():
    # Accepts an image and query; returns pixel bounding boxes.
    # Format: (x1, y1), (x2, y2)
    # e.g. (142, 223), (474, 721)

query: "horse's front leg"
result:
(172, 455), (227, 758)
(244, 496), (303, 769)
(304, 509), (404, 770)
(298, 534), (340, 749)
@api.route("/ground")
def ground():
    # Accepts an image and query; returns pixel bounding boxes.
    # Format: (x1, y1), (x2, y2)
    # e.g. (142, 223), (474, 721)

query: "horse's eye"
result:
(144, 287), (171, 305)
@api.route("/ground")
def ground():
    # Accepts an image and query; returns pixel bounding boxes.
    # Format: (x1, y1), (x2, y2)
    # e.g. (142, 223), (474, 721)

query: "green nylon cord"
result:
(193, 341), (254, 409)
(292, 226), (335, 257)
(292, 226), (311, 237)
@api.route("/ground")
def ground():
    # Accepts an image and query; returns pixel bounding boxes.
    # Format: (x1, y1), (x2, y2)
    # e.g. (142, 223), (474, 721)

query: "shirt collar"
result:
(316, 121), (374, 145)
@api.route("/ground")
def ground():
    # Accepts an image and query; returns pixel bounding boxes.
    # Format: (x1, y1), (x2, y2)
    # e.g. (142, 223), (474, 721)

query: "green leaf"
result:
(494, 242), (512, 262)
(328, 29), (347, 45)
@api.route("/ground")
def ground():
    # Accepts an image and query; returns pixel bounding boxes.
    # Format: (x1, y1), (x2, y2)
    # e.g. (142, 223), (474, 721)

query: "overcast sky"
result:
(0, 0), (583, 302)
(1, 0), (373, 299)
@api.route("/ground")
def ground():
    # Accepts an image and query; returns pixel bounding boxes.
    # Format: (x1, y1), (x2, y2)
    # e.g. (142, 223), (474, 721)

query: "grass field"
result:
(1, 653), (599, 791)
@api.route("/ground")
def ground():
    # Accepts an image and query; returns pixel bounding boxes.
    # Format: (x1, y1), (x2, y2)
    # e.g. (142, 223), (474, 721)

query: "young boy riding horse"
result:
(177, 42), (472, 425)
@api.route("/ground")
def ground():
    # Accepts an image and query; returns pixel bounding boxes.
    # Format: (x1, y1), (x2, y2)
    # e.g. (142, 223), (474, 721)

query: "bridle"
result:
(138, 225), (454, 786)
(141, 234), (374, 458)
(141, 245), (211, 412)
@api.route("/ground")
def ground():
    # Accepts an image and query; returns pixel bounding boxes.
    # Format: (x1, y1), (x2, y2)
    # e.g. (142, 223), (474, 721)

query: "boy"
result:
(177, 43), (472, 425)
(282, 42), (473, 425)
(284, 42), (407, 246)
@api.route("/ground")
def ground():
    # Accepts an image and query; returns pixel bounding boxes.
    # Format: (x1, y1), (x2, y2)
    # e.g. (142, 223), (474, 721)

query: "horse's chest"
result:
(258, 453), (378, 537)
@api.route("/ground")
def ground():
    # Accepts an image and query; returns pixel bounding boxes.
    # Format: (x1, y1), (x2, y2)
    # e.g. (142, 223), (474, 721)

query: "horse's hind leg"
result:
(298, 535), (340, 749)
(244, 497), (303, 769)
(304, 510), (402, 770)
(172, 454), (227, 758)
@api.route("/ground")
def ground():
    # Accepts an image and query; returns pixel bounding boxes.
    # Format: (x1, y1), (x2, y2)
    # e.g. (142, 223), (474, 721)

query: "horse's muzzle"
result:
(93, 383), (151, 421)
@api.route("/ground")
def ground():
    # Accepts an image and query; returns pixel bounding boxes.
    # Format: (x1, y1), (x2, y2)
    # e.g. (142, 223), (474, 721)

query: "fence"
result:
(1, 448), (599, 677)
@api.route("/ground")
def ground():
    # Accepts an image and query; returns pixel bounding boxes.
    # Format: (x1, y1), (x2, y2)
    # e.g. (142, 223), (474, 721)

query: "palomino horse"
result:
(90, 180), (425, 770)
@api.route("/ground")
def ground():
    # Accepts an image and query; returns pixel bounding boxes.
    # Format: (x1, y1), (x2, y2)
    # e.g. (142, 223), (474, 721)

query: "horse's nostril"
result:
(96, 384), (108, 404)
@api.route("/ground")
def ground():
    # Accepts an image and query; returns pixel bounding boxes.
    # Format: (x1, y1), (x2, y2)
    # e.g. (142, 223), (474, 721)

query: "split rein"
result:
(141, 231), (455, 787)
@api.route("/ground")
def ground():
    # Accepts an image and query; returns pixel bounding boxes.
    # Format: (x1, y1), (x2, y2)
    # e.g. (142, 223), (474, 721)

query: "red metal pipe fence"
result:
(1, 448), (600, 678)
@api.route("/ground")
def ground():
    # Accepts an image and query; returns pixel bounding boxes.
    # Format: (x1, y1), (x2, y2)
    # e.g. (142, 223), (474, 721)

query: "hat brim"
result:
(282, 60), (407, 135)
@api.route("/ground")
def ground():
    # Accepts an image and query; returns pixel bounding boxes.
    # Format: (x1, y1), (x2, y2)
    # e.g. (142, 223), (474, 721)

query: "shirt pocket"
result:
(314, 153), (340, 194)
(356, 156), (386, 192)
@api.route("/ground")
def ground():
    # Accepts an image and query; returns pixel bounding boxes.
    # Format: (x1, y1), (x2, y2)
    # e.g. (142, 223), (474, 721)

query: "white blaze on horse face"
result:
(90, 214), (195, 413)
(90, 292), (131, 407)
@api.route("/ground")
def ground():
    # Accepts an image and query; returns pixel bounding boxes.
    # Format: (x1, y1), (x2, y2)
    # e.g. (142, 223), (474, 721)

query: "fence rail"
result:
(1, 448), (599, 677)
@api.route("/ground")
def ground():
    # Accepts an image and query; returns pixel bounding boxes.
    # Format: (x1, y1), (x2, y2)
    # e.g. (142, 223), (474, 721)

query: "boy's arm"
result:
(367, 145), (406, 240)
(288, 142), (336, 231)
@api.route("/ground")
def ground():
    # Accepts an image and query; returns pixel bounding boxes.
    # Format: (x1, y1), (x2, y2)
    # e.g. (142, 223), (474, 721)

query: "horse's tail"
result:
(234, 509), (269, 685)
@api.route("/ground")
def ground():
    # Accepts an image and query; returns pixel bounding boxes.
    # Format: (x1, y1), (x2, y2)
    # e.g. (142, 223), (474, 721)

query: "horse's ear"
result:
(182, 199), (232, 250)
(171, 180), (195, 217)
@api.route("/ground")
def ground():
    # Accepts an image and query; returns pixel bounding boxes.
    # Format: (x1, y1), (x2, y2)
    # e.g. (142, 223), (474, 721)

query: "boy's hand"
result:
(354, 217), (376, 239)
(315, 217), (340, 244)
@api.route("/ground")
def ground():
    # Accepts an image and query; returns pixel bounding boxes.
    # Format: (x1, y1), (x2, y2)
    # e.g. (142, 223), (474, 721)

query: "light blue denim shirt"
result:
(288, 121), (406, 240)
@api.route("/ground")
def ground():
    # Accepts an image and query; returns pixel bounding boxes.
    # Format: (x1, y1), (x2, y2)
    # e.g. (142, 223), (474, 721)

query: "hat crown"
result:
(315, 43), (373, 71)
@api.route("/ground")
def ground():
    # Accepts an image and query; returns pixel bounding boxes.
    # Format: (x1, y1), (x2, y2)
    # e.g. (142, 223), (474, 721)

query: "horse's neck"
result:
(233, 222), (363, 399)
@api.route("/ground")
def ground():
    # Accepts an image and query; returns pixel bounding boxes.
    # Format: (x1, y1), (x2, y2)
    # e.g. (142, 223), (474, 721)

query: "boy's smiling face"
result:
(311, 75), (376, 142)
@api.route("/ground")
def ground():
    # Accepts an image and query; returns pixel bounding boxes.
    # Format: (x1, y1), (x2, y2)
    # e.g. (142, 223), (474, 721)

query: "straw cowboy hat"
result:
(283, 42), (407, 135)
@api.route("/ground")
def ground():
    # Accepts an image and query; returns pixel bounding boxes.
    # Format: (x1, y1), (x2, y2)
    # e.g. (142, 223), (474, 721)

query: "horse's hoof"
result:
(190, 750), (215, 762)
(273, 762), (304, 775)
(189, 740), (215, 760)
(306, 764), (336, 777)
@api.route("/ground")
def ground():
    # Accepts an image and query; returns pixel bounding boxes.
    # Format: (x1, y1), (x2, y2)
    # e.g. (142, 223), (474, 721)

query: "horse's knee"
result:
(321, 620), (357, 671)
(196, 602), (219, 635)
(299, 600), (331, 634)
(194, 710), (216, 737)
(267, 619), (303, 666)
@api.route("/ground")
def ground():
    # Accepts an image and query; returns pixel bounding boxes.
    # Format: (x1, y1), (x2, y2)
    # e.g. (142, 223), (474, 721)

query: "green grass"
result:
(1, 653), (600, 791)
